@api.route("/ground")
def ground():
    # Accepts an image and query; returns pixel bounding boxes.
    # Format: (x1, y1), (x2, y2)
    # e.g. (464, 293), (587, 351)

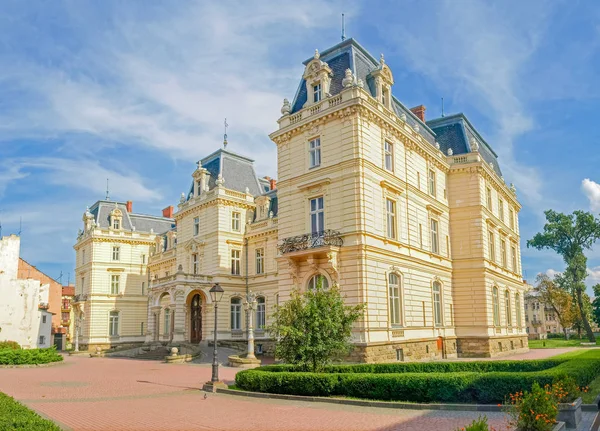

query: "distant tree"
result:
(528, 210), (600, 342)
(592, 284), (600, 328)
(268, 281), (364, 372)
(534, 274), (575, 338)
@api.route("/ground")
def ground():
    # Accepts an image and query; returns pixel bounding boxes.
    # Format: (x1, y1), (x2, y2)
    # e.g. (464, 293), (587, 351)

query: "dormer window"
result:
(109, 207), (123, 230)
(313, 83), (322, 103)
(382, 88), (388, 107)
(113, 219), (120, 229)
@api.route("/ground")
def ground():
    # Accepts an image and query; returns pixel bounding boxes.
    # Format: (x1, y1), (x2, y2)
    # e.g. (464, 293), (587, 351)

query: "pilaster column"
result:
(172, 301), (185, 342)
(148, 306), (161, 343)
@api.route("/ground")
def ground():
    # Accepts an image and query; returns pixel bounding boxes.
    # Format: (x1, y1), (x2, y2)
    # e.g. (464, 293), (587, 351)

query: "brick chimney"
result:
(410, 105), (426, 122)
(269, 179), (277, 190)
(162, 206), (174, 218)
(126, 201), (133, 212)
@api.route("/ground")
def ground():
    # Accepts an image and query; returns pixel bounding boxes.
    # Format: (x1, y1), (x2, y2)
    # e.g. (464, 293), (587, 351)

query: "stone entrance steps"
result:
(134, 348), (170, 361)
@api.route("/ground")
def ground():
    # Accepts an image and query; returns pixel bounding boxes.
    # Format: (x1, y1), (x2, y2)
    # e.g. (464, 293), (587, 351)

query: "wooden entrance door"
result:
(190, 294), (202, 343)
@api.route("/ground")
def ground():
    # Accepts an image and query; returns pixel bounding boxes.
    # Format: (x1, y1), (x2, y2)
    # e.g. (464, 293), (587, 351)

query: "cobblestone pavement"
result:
(0, 350), (595, 431)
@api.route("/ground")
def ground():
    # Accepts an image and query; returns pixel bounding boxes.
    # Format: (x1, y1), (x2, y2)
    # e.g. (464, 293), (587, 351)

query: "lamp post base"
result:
(202, 381), (228, 393)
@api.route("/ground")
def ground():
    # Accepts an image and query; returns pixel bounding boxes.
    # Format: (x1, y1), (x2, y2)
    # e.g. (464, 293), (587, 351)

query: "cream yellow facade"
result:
(73, 38), (527, 359)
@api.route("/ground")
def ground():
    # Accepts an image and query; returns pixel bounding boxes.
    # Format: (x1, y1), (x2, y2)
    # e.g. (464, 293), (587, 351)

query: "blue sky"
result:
(2, 0), (600, 290)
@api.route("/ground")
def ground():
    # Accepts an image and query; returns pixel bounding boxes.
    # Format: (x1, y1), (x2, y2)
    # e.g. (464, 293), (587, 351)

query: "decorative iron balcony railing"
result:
(278, 230), (343, 254)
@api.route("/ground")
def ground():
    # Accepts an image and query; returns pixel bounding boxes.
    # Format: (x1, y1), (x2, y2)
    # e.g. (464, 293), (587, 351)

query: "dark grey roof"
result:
(427, 114), (502, 177)
(186, 149), (265, 201)
(290, 38), (437, 145)
(88, 201), (175, 234)
(250, 189), (278, 222)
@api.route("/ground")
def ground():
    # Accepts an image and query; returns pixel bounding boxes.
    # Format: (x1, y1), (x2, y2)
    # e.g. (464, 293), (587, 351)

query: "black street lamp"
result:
(203, 283), (225, 392)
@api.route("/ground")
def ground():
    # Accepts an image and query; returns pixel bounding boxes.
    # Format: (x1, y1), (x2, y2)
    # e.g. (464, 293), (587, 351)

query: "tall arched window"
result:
(388, 273), (402, 326)
(308, 274), (329, 290)
(505, 290), (512, 326)
(515, 293), (522, 327)
(492, 287), (500, 326)
(432, 281), (443, 326)
(256, 296), (266, 329)
(164, 308), (171, 335)
(231, 298), (242, 330)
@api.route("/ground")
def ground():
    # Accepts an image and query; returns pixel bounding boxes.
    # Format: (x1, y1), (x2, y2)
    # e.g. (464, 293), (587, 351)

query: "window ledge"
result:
(383, 238), (402, 247)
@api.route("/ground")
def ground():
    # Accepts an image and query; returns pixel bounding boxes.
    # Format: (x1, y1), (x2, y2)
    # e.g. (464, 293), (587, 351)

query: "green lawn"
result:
(0, 392), (61, 430)
(528, 338), (600, 349)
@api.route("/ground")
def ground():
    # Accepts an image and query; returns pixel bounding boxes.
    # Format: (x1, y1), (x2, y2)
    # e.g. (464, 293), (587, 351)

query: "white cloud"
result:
(0, 165), (28, 197)
(581, 179), (600, 212)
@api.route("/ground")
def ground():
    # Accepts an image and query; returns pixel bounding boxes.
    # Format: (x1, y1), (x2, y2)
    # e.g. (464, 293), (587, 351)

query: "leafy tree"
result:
(528, 210), (600, 342)
(534, 274), (575, 338)
(268, 281), (364, 372)
(571, 291), (593, 339)
(592, 284), (600, 327)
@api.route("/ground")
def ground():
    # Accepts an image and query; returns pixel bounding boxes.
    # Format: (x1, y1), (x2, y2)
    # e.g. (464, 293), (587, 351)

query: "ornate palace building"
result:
(73, 38), (527, 360)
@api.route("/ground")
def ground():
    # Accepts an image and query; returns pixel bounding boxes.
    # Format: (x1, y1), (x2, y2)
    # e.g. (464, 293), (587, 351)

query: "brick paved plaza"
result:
(0, 349), (589, 431)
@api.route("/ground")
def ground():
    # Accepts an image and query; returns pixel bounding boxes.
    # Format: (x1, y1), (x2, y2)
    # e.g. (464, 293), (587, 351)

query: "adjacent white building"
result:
(0, 235), (53, 348)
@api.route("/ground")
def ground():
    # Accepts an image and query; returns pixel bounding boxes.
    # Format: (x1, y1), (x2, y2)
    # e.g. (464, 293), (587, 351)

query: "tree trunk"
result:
(563, 327), (569, 340)
(576, 288), (596, 342)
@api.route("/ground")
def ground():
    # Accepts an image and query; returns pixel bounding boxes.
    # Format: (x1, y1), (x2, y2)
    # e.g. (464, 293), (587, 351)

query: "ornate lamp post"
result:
(203, 283), (226, 392)
(244, 291), (257, 360)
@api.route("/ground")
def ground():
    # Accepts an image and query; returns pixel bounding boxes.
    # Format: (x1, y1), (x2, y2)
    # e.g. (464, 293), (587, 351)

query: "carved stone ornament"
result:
(400, 113), (407, 121)
(435, 142), (440, 150)
(470, 137), (479, 152)
(307, 257), (318, 272)
(488, 161), (494, 170)
(269, 211), (273, 219)
(281, 98), (291, 116)
(287, 258), (299, 283)
(216, 174), (225, 186)
(180, 192), (185, 203)
(314, 49), (320, 59)
(342, 68), (354, 88)
(510, 183), (517, 194)
(327, 251), (339, 281)
(356, 78), (364, 88)
(447, 148), (454, 156)
(245, 187), (250, 194)
(413, 124), (420, 133)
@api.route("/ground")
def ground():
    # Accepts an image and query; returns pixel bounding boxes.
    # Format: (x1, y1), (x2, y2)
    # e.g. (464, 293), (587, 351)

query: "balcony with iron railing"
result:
(151, 272), (213, 288)
(278, 230), (343, 256)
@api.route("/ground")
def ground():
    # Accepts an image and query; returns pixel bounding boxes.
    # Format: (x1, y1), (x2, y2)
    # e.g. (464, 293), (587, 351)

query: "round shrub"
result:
(0, 341), (21, 350)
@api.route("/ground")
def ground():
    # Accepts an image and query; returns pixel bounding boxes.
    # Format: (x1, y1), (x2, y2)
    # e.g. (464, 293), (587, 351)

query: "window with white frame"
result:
(310, 197), (324, 234)
(384, 141), (393, 171)
(231, 212), (241, 232)
(192, 253), (199, 275)
(382, 87), (389, 106)
(515, 293), (522, 327)
(432, 281), (443, 326)
(386, 198), (396, 239)
(488, 231), (495, 262)
(109, 311), (119, 336)
(430, 219), (439, 254)
(492, 286), (500, 326)
(113, 218), (121, 229)
(110, 275), (120, 295)
(505, 290), (512, 326)
(511, 245), (517, 272)
(255, 248), (264, 275)
(112, 246), (120, 261)
(313, 83), (321, 102)
(428, 169), (436, 197)
(193, 217), (200, 236)
(39, 336), (45, 345)
(308, 274), (329, 290)
(509, 208), (515, 230)
(309, 138), (321, 168)
(231, 249), (241, 275)
(486, 187), (492, 210)
(256, 296), (266, 329)
(141, 254), (146, 264)
(500, 239), (507, 268)
(164, 308), (171, 335)
(231, 297), (242, 330)
(388, 273), (402, 326)
(498, 197), (504, 222)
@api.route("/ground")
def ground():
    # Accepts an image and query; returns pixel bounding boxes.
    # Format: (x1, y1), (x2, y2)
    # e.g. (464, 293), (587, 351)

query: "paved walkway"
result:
(0, 348), (594, 431)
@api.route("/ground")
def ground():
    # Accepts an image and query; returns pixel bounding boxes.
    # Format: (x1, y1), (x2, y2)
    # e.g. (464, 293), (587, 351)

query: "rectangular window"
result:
(42, 315), (47, 324)
(310, 197), (325, 234)
(428, 169), (436, 197)
(164, 309), (171, 335)
(500, 239), (507, 268)
(256, 298), (266, 329)
(256, 248), (264, 275)
(39, 336), (45, 345)
(194, 217), (200, 236)
(384, 141), (394, 171)
(386, 198), (396, 239)
(141, 282), (145, 295)
(109, 311), (119, 336)
(382, 88), (388, 106)
(388, 274), (401, 326)
(231, 250), (241, 275)
(112, 246), (120, 261)
(141, 322), (144, 336)
(430, 219), (439, 254)
(486, 187), (492, 210)
(493, 288), (500, 326)
(433, 282), (443, 326)
(309, 138), (321, 168)
(231, 299), (241, 330)
(498, 198), (504, 221)
(113, 218), (120, 229)
(192, 253), (199, 275)
(505, 291), (512, 326)
(511, 246), (517, 272)
(488, 231), (495, 262)
(509, 208), (515, 230)
(61, 312), (69, 322)
(82, 249), (86, 264)
(417, 172), (421, 190)
(111, 275), (120, 295)
(141, 254), (146, 264)
(231, 212), (241, 232)
(419, 224), (423, 248)
(313, 83), (321, 102)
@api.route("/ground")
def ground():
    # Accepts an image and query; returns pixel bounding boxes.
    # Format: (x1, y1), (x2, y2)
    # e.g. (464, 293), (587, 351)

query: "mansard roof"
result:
(88, 201), (175, 234)
(427, 113), (502, 177)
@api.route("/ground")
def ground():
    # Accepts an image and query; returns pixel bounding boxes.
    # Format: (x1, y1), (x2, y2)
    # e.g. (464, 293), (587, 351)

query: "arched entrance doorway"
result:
(190, 293), (203, 343)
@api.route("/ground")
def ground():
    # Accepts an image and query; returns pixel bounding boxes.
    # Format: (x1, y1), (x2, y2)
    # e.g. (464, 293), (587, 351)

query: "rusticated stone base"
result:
(456, 335), (529, 358)
(349, 337), (458, 363)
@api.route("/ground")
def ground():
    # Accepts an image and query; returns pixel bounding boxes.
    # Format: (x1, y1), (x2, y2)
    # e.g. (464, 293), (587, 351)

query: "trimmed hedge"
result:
(0, 347), (63, 365)
(235, 355), (600, 404)
(0, 392), (61, 430)
(0, 341), (21, 350)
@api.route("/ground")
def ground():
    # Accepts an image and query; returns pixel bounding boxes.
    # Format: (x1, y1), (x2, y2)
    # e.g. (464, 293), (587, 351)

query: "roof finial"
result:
(105, 178), (110, 200)
(380, 53), (385, 65)
(441, 97), (445, 117)
(223, 118), (228, 149)
(341, 13), (346, 41)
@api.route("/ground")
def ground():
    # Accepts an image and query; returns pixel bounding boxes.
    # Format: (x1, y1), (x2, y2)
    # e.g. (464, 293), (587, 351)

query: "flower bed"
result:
(235, 351), (600, 404)
(0, 347), (63, 365)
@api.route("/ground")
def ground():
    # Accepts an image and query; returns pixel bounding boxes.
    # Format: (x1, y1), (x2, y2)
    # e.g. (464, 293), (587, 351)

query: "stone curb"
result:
(0, 360), (66, 369)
